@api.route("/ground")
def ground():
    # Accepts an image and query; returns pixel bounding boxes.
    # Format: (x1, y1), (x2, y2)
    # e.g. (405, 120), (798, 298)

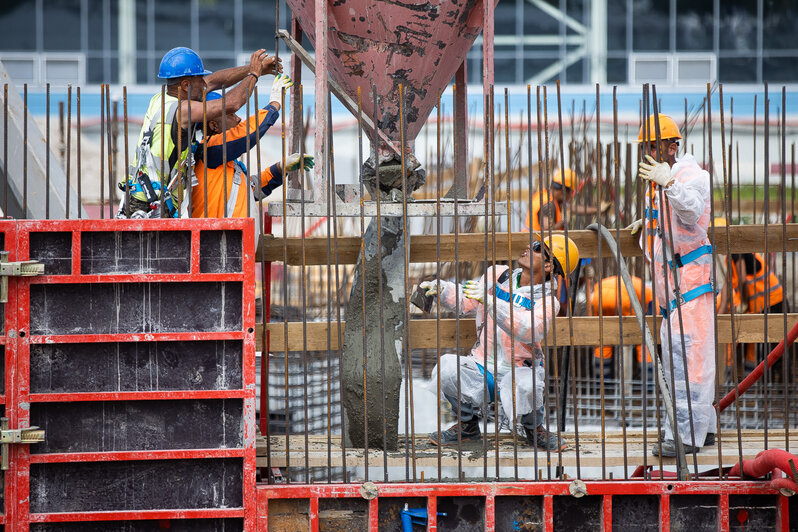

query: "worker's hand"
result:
(418, 280), (439, 297)
(599, 200), (613, 214)
(284, 153), (314, 172)
(638, 155), (674, 188)
(260, 54), (283, 76)
(626, 218), (644, 235)
(248, 49), (267, 77)
(270, 74), (294, 104)
(462, 280), (485, 304)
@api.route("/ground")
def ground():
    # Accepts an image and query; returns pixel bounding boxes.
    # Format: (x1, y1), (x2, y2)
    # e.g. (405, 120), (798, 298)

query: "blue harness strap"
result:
(667, 244), (713, 269)
(645, 207), (658, 220)
(474, 362), (495, 403)
(494, 284), (534, 311)
(659, 282), (715, 318)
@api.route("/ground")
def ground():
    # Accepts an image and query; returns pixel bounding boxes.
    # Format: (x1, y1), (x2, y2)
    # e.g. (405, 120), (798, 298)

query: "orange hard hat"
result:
(552, 168), (576, 189)
(637, 114), (682, 143)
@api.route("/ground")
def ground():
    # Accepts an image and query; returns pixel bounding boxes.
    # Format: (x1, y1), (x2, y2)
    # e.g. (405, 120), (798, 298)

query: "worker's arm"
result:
(179, 51), (281, 128)
(539, 215), (564, 231)
(437, 278), (481, 316)
(205, 51), (281, 91)
(252, 163), (284, 200)
(487, 290), (560, 344)
(569, 204), (598, 216)
(204, 107), (279, 169)
(663, 169), (710, 226)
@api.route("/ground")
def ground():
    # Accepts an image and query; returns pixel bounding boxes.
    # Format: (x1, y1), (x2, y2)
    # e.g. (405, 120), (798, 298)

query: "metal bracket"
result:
(0, 251), (44, 303)
(0, 417), (45, 470)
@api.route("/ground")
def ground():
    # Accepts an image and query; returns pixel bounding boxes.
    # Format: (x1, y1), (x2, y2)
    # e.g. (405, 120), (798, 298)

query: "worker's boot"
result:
(429, 419), (481, 446)
(524, 425), (568, 452)
(651, 439), (702, 457)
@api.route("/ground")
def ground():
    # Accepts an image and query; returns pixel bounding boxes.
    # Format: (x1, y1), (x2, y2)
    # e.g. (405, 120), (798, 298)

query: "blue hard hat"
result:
(205, 91), (222, 101)
(158, 47), (212, 79)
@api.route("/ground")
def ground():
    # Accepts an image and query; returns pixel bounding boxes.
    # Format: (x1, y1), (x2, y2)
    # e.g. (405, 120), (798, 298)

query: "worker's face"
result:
(182, 76), (208, 102)
(518, 240), (550, 284)
(552, 187), (564, 203)
(642, 139), (678, 165)
(208, 113), (241, 134)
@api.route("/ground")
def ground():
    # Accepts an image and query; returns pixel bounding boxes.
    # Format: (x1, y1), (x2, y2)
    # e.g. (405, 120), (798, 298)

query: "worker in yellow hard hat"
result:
(524, 168), (611, 232)
(421, 233), (578, 452)
(630, 113), (716, 458)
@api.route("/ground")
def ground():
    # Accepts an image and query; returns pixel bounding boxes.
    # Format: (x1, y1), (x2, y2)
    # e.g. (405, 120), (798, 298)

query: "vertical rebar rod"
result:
(123, 87), (129, 222)
(781, 86), (789, 452)
(527, 84), (539, 480)
(45, 83), (50, 219)
(595, 83), (606, 481)
(556, 80), (580, 478)
(753, 95), (758, 222)
(481, 88), (491, 481)
(612, 86), (629, 477)
(297, 84), (310, 483)
(159, 85), (166, 218)
(372, 85), (387, 481)
(762, 83), (770, 449)
(222, 88), (229, 217)
(99, 85), (104, 219)
(435, 89), (443, 482)
(202, 90), (209, 218)
(105, 84), (114, 218)
(2, 84), (7, 216)
(712, 84), (726, 475)
(489, 86), (499, 480)
(65, 86), (72, 219)
(356, 87), (369, 481)
(76, 87), (81, 218)
(324, 89), (334, 483)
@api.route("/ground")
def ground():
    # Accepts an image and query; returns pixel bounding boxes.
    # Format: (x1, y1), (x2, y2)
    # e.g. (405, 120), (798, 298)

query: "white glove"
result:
(270, 74), (294, 104)
(638, 155), (674, 188)
(418, 280), (439, 297)
(462, 279), (486, 304)
(626, 218), (644, 236)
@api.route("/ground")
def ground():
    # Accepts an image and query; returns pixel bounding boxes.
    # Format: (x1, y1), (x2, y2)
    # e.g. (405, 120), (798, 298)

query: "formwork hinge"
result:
(0, 417), (45, 470)
(0, 251), (44, 303)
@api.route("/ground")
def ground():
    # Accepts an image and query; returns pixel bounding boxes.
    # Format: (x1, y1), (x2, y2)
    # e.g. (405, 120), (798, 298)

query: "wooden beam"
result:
(259, 313), (798, 351)
(257, 225), (798, 265)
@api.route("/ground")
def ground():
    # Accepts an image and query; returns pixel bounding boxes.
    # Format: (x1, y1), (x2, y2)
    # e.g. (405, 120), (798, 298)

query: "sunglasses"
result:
(531, 240), (552, 261)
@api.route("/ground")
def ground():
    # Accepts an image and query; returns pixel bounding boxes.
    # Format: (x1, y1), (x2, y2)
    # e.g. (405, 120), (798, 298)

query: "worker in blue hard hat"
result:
(120, 47), (283, 218)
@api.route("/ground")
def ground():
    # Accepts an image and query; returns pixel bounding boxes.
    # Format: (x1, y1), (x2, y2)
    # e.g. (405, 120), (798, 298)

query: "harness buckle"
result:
(672, 253), (683, 268)
(672, 288), (685, 307)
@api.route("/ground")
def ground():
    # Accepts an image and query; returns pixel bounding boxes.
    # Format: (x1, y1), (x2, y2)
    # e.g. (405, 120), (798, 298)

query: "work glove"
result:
(638, 155), (674, 188)
(626, 218), (644, 236)
(284, 153), (315, 172)
(462, 279), (486, 304)
(270, 74), (294, 104)
(418, 280), (439, 297)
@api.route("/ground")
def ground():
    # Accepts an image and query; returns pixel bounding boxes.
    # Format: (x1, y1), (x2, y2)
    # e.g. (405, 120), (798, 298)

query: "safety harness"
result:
(493, 269), (536, 311)
(222, 160), (269, 217)
(659, 244), (715, 318)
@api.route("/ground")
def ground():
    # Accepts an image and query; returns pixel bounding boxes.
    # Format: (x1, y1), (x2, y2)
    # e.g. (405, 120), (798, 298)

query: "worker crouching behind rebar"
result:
(419, 235), (579, 452)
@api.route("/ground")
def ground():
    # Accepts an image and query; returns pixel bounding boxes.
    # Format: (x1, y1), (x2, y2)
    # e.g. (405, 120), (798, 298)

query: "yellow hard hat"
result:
(552, 168), (576, 189)
(637, 114), (682, 143)
(713, 217), (727, 227)
(543, 234), (580, 275)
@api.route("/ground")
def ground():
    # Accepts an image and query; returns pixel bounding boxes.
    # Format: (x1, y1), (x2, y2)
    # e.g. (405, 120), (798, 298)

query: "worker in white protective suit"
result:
(419, 234), (579, 451)
(628, 114), (716, 457)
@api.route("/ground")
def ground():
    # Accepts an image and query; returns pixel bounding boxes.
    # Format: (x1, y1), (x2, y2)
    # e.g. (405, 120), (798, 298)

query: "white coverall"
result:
(429, 265), (560, 429)
(642, 153), (716, 447)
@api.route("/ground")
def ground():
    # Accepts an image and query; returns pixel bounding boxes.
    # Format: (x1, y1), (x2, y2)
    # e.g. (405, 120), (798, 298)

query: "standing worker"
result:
(524, 168), (611, 232)
(120, 47), (283, 218)
(420, 235), (579, 451)
(632, 113), (716, 457)
(191, 80), (313, 230)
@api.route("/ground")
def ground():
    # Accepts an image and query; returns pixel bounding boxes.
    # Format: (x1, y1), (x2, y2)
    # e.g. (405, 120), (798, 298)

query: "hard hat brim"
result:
(157, 69), (213, 79)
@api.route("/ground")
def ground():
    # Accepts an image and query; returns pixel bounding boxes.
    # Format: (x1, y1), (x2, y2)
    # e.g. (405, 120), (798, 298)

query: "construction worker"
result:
(631, 113), (716, 457)
(590, 275), (654, 379)
(524, 168), (610, 232)
(191, 82), (312, 229)
(120, 47), (282, 218)
(420, 234), (579, 451)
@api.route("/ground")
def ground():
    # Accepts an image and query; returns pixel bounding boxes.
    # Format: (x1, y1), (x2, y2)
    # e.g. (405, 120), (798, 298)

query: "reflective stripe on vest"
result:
(660, 282), (715, 318)
(667, 244), (713, 269)
(494, 283), (534, 311)
(222, 160), (263, 218)
(474, 362), (495, 403)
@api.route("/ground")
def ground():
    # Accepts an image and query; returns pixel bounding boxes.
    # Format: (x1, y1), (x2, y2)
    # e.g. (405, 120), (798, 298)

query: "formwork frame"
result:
(0, 218), (257, 531)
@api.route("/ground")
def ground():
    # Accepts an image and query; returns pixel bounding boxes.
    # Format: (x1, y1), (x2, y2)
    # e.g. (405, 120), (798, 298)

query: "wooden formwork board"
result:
(259, 313), (798, 351)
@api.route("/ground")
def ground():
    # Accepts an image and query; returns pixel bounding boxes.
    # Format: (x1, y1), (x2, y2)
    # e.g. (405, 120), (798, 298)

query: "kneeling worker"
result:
(420, 234), (579, 451)
(191, 76), (314, 224)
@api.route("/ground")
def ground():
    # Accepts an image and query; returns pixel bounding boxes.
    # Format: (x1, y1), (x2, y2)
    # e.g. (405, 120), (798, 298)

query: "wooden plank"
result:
(256, 225), (798, 265)
(259, 313), (798, 351)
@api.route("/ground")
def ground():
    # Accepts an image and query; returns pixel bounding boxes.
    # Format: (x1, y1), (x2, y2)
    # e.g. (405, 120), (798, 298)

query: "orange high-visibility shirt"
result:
(524, 190), (561, 231)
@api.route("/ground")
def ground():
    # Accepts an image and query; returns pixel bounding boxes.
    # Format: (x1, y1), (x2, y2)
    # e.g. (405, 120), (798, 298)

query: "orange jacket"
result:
(590, 275), (653, 317)
(191, 106), (282, 218)
(744, 253), (783, 312)
(524, 190), (561, 231)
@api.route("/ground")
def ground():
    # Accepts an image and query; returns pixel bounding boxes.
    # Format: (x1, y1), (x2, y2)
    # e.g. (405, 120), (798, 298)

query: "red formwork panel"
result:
(3, 218), (256, 532)
(256, 479), (793, 531)
(0, 220), (17, 529)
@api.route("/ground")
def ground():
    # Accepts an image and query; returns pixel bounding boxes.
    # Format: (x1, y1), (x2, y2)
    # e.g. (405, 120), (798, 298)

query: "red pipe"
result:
(717, 319), (798, 412)
(727, 449), (798, 495)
